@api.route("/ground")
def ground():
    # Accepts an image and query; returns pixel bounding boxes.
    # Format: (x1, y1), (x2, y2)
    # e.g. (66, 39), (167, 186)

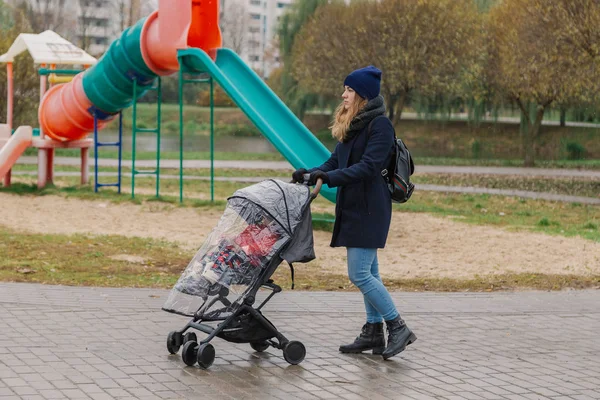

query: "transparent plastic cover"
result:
(162, 180), (312, 318)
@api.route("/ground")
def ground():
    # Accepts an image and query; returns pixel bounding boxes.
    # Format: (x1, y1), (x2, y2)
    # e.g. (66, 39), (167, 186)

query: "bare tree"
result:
(128, 0), (139, 25)
(77, 0), (99, 52)
(140, 0), (155, 15)
(110, 0), (142, 33)
(220, 0), (248, 55)
(11, 0), (68, 33)
(111, 0), (129, 32)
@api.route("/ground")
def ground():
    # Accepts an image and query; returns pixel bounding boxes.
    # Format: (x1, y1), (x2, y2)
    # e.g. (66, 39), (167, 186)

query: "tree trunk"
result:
(560, 108), (566, 127)
(523, 124), (535, 167)
(387, 95), (397, 122)
(129, 0), (140, 27)
(392, 93), (406, 125)
(521, 105), (546, 167)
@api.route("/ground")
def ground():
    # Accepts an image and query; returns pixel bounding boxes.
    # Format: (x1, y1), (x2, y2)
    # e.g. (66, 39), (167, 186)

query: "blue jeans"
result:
(347, 247), (400, 323)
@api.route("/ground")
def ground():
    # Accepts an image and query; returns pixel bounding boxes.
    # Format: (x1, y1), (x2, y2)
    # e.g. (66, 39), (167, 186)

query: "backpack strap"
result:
(367, 115), (396, 179)
(366, 115), (392, 140)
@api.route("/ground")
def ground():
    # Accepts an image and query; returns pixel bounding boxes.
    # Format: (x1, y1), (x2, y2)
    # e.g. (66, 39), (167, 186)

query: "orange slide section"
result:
(38, 74), (113, 142)
(140, 0), (222, 75)
(0, 126), (33, 180)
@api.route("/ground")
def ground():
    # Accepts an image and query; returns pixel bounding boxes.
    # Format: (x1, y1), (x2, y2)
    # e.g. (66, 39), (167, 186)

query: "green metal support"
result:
(177, 67), (214, 203)
(131, 77), (162, 199)
(178, 69), (184, 203)
(210, 77), (214, 202)
(38, 68), (83, 76)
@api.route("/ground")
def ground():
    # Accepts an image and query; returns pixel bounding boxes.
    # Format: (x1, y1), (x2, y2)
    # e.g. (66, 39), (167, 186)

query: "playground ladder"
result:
(93, 109), (123, 193)
(178, 56), (215, 203)
(131, 77), (162, 199)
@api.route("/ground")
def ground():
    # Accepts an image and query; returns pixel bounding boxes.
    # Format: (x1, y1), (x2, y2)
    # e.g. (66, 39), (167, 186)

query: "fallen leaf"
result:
(17, 268), (36, 274)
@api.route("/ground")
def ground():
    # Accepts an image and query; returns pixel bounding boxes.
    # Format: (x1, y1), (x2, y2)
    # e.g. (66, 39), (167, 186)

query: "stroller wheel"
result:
(250, 341), (269, 352)
(183, 332), (197, 344)
(182, 341), (198, 366)
(167, 331), (182, 354)
(197, 343), (216, 369)
(283, 341), (306, 365)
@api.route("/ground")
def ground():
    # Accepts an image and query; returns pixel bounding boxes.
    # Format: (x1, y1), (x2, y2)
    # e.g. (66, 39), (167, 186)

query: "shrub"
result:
(565, 141), (585, 160)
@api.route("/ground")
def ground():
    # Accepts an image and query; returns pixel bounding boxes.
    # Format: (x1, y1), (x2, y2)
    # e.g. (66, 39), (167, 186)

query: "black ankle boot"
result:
(382, 317), (417, 360)
(339, 322), (386, 355)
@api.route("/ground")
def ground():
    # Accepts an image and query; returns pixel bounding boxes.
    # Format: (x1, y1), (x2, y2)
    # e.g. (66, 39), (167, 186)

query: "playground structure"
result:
(0, 0), (337, 202)
(0, 30), (97, 189)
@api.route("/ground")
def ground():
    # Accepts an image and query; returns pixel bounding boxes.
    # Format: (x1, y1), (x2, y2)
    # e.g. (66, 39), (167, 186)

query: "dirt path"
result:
(1, 192), (598, 279)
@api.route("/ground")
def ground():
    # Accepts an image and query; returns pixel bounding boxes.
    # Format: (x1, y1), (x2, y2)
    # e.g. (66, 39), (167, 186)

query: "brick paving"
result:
(1, 283), (599, 400)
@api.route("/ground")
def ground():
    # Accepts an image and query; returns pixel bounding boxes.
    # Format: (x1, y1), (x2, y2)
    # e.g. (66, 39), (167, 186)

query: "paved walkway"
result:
(1, 283), (599, 400)
(15, 157), (600, 179)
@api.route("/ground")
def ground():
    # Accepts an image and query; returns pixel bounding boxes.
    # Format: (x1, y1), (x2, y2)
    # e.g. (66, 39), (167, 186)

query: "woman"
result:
(292, 66), (416, 360)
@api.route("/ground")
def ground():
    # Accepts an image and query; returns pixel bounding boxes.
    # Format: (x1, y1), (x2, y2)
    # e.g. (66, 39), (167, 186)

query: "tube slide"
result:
(38, 0), (222, 142)
(36, 0), (335, 202)
(0, 126), (33, 180)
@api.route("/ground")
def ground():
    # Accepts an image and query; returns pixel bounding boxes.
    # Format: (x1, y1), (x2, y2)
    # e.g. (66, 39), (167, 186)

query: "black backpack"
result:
(368, 116), (415, 203)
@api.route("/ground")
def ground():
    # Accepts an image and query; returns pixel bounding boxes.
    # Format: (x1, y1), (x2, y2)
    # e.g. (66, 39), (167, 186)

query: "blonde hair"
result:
(330, 94), (368, 142)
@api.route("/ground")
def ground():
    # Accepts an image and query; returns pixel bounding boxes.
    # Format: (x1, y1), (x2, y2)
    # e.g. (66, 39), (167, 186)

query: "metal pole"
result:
(210, 77), (214, 202)
(118, 111), (123, 194)
(179, 69), (184, 203)
(94, 113), (99, 192)
(37, 64), (48, 189)
(156, 77), (162, 198)
(132, 78), (138, 199)
(49, 64), (56, 88)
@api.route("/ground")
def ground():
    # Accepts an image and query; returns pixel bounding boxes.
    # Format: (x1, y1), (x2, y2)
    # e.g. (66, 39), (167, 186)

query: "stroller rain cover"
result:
(162, 179), (316, 318)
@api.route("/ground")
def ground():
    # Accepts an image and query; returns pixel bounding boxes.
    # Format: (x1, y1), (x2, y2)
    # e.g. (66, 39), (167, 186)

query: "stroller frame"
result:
(166, 179), (323, 369)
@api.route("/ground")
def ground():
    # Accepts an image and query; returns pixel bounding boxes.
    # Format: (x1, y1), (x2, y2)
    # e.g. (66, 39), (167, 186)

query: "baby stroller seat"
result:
(162, 179), (321, 369)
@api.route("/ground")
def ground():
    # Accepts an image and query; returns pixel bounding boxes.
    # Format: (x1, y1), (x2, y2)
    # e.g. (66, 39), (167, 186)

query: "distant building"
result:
(7, 0), (151, 57)
(8, 0), (291, 72)
(220, 0), (293, 77)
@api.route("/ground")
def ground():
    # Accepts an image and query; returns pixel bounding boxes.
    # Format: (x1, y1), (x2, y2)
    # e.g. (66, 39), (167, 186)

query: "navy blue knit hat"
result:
(343, 65), (382, 100)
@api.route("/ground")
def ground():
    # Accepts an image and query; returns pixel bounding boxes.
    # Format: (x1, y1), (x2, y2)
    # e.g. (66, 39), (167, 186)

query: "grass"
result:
(1, 225), (598, 291)
(398, 192), (600, 242)
(0, 226), (188, 288)
(412, 173), (600, 199)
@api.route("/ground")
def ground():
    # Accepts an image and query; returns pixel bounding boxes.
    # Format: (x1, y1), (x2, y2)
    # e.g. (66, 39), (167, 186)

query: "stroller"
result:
(162, 178), (322, 369)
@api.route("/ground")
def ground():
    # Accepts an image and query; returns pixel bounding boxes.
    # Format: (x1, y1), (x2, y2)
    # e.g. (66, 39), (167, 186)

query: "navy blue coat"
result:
(311, 116), (395, 248)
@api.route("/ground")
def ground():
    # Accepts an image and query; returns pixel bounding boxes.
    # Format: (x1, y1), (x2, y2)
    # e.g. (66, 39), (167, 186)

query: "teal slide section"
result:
(178, 48), (337, 203)
(82, 18), (157, 114)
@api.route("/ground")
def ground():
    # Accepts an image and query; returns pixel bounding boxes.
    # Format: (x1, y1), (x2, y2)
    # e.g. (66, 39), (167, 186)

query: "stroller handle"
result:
(311, 178), (323, 199)
(290, 177), (324, 199)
